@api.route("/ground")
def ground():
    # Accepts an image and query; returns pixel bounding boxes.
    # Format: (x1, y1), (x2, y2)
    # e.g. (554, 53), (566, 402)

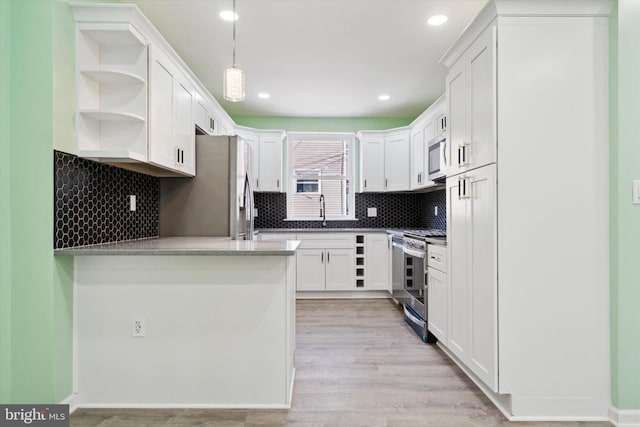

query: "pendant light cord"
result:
(232, 0), (237, 67)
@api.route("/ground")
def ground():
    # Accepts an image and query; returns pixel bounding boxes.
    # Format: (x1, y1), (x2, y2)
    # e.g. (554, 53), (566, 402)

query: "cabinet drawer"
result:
(427, 244), (446, 272)
(259, 233), (297, 241)
(296, 233), (355, 249)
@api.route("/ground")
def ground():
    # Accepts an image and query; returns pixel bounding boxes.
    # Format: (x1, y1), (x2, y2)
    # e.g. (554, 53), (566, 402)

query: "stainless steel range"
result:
(398, 229), (446, 343)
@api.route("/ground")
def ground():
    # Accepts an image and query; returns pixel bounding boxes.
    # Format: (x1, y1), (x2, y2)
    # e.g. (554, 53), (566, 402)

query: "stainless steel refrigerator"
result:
(159, 135), (254, 240)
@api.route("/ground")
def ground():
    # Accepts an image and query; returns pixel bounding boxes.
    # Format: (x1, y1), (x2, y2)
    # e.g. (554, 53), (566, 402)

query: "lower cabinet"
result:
(260, 232), (391, 293)
(427, 267), (447, 342)
(446, 164), (498, 391)
(296, 248), (354, 291)
(355, 233), (390, 291)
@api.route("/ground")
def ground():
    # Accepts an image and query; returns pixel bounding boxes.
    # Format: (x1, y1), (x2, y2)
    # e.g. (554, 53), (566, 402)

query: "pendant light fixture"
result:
(223, 0), (245, 102)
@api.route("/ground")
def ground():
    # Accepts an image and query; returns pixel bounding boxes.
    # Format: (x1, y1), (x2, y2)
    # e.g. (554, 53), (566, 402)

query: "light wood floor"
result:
(71, 299), (612, 426)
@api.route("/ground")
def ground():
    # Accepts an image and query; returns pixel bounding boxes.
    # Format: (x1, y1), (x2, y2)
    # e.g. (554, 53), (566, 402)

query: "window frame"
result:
(286, 132), (356, 221)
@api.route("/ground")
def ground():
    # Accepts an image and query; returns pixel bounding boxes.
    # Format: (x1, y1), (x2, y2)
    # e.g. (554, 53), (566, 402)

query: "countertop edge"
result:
(54, 249), (299, 256)
(54, 238), (301, 256)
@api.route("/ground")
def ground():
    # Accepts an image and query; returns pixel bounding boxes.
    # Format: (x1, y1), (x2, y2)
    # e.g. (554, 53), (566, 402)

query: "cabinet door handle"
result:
(327, 252), (330, 263)
(364, 179), (367, 188)
(457, 145), (462, 167)
(385, 178), (388, 189)
(256, 179), (259, 188)
(176, 147), (181, 165)
(458, 176), (463, 200)
(276, 179), (280, 188)
(321, 252), (324, 263)
(180, 149), (184, 165)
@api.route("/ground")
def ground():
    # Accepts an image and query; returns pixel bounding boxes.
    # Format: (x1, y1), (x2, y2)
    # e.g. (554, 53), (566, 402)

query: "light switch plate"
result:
(634, 180), (640, 205)
(367, 207), (377, 217)
(129, 195), (136, 211)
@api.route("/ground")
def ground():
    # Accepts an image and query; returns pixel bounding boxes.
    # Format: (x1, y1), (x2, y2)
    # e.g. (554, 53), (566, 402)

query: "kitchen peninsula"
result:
(55, 237), (299, 408)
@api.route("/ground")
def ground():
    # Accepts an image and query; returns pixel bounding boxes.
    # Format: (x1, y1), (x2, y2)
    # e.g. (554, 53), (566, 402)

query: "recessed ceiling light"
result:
(258, 93), (270, 99)
(378, 94), (390, 101)
(427, 14), (448, 26)
(219, 10), (238, 21)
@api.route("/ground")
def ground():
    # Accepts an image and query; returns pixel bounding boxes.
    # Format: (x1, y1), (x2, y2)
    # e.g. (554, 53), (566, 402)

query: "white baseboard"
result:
(437, 342), (513, 420)
(60, 392), (79, 414)
(609, 406), (640, 427)
(296, 290), (391, 299)
(437, 342), (609, 422)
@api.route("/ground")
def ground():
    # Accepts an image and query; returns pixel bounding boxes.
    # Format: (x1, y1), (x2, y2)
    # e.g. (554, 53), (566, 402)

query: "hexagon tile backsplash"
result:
(54, 150), (159, 249)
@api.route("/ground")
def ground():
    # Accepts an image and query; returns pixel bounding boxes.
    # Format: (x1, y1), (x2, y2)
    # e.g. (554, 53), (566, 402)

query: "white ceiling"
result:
(129, 0), (488, 119)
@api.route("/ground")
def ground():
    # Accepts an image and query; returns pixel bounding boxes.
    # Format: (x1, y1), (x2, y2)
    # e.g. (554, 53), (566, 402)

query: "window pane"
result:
(290, 140), (349, 177)
(289, 178), (350, 217)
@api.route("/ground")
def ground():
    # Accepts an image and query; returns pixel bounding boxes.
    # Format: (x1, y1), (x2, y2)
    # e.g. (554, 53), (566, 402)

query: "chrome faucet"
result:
(319, 194), (327, 227)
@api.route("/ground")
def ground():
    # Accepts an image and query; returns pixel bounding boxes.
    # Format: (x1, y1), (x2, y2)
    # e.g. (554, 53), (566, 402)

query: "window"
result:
(295, 169), (321, 194)
(287, 132), (355, 220)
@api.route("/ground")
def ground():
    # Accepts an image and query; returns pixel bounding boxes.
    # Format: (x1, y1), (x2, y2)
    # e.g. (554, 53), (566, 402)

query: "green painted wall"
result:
(612, 0), (640, 410)
(0, 0), (85, 404)
(0, 0), (13, 404)
(232, 116), (414, 132)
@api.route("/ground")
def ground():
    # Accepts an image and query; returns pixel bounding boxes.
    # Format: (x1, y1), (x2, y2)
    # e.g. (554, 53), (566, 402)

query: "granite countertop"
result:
(54, 236), (300, 256)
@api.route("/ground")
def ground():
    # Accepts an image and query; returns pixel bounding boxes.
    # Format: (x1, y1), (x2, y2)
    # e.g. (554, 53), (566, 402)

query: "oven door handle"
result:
(391, 241), (404, 249)
(403, 305), (426, 328)
(403, 246), (425, 259)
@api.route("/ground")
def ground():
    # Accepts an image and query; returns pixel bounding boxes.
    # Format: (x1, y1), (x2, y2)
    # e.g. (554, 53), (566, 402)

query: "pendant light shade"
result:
(224, 66), (245, 102)
(223, 0), (245, 102)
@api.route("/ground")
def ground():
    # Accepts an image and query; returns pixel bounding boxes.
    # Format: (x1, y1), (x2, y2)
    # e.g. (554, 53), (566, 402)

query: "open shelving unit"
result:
(75, 22), (149, 164)
(355, 234), (365, 288)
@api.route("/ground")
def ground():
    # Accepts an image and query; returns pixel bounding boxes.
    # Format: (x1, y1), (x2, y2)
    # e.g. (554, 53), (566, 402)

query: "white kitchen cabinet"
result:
(440, 2), (610, 417)
(296, 233), (355, 291)
(383, 130), (410, 192)
(74, 19), (149, 165)
(72, 4), (238, 177)
(360, 133), (385, 192)
(296, 248), (354, 291)
(359, 129), (410, 192)
(238, 128), (284, 192)
(362, 233), (390, 291)
(258, 133), (284, 192)
(148, 46), (195, 176)
(194, 92), (216, 135)
(410, 127), (426, 189)
(445, 22), (496, 176)
(446, 165), (497, 389)
(410, 119), (435, 190)
(427, 243), (447, 343)
(296, 249), (326, 291)
(325, 249), (355, 291)
(409, 94), (445, 191)
(259, 233), (297, 241)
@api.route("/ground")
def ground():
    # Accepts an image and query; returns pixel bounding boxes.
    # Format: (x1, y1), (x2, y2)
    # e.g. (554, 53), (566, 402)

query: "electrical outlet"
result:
(634, 180), (640, 205)
(434, 206), (438, 216)
(129, 195), (136, 211)
(254, 208), (258, 217)
(132, 316), (145, 337)
(367, 207), (377, 217)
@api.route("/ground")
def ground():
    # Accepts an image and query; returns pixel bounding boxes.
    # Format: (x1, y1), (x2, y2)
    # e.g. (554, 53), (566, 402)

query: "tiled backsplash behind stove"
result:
(254, 190), (446, 230)
(54, 150), (159, 249)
